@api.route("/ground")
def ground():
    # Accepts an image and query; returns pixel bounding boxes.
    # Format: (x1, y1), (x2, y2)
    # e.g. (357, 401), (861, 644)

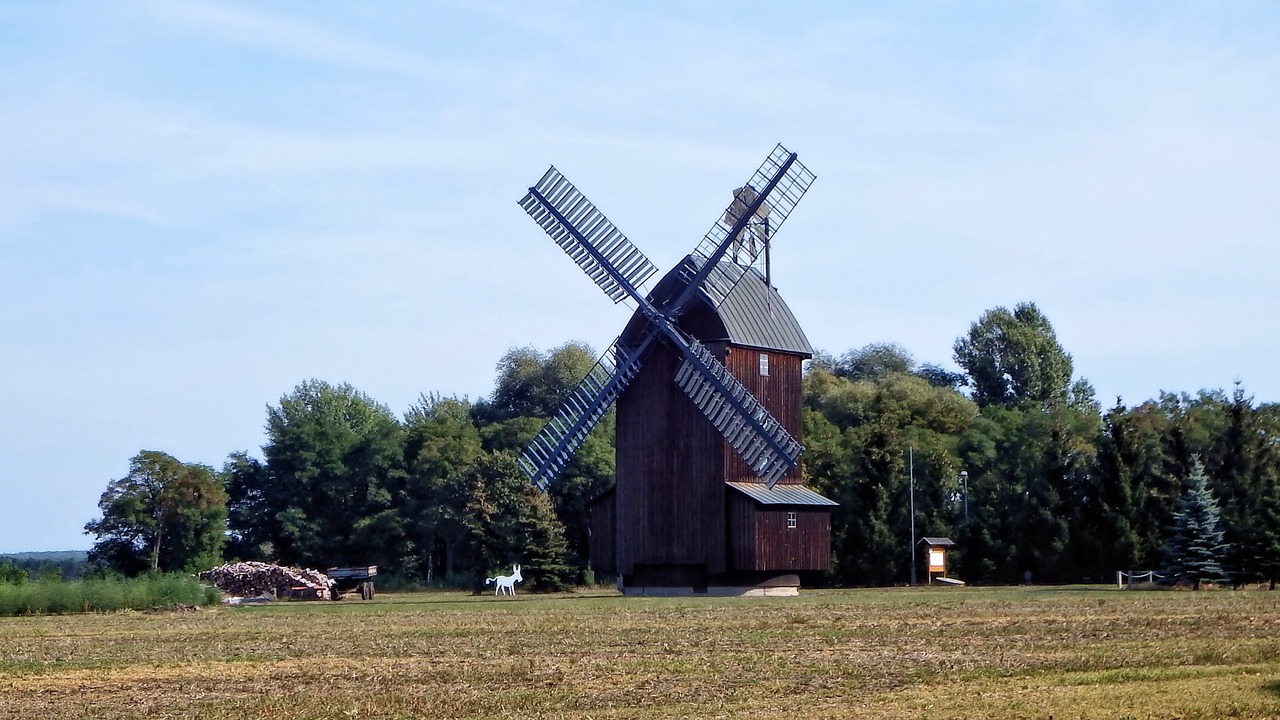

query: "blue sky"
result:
(3, 1), (1278, 553)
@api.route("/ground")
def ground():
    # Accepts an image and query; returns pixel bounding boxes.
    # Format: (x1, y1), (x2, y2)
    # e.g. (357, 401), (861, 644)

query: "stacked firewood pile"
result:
(198, 561), (334, 599)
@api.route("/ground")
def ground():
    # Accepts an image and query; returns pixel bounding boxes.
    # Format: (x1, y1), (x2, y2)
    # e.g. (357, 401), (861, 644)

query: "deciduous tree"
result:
(403, 394), (484, 582)
(461, 453), (573, 592)
(227, 380), (408, 570)
(85, 451), (227, 575)
(953, 302), (1074, 408)
(472, 343), (597, 424)
(804, 364), (976, 585)
(834, 342), (913, 381)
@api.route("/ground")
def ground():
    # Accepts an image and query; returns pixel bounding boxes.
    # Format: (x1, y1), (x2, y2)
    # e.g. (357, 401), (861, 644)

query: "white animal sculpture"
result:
(485, 564), (523, 596)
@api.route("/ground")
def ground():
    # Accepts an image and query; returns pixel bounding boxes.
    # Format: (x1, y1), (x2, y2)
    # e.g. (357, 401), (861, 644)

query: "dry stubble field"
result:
(1, 585), (1278, 719)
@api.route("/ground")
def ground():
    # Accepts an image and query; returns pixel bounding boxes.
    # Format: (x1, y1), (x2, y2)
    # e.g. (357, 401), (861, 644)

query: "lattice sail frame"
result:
(674, 340), (804, 487)
(519, 167), (658, 305)
(682, 144), (816, 308)
(517, 337), (648, 490)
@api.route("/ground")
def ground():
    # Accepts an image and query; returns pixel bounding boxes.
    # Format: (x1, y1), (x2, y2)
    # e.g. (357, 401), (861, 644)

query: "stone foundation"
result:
(620, 574), (801, 597)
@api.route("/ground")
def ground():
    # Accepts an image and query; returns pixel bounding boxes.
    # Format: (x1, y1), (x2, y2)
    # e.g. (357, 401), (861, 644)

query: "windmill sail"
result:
(520, 167), (658, 305)
(518, 335), (654, 490)
(680, 144), (816, 308)
(673, 339), (803, 488)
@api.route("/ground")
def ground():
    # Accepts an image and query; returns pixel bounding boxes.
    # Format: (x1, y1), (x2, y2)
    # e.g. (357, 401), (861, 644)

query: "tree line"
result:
(0, 552), (89, 584)
(84, 302), (1280, 589)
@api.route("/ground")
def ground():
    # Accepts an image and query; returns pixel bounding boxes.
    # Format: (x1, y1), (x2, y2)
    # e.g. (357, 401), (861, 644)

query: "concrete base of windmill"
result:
(621, 574), (801, 597)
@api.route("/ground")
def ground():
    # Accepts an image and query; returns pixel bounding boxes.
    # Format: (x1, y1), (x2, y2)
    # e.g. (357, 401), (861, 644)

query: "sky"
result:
(2, 1), (1278, 553)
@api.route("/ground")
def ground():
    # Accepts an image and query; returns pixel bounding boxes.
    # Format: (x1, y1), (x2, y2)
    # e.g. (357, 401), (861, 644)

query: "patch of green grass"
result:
(0, 575), (217, 616)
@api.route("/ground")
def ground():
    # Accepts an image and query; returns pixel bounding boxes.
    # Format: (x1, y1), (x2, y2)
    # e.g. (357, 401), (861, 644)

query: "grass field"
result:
(1, 585), (1278, 719)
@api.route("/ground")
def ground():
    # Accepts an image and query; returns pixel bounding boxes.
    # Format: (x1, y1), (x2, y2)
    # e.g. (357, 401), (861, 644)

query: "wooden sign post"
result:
(919, 537), (956, 585)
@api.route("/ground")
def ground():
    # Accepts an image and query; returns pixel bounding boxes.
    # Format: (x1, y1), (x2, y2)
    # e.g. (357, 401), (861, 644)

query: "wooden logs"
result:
(198, 561), (334, 599)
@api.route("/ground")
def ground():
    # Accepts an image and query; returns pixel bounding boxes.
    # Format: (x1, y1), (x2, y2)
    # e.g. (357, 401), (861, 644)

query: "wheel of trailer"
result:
(360, 581), (372, 600)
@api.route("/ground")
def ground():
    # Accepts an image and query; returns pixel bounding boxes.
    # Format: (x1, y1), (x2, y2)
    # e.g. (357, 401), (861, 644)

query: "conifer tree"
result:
(1257, 482), (1280, 590)
(517, 487), (573, 591)
(1214, 385), (1270, 584)
(464, 452), (574, 592)
(1162, 460), (1228, 590)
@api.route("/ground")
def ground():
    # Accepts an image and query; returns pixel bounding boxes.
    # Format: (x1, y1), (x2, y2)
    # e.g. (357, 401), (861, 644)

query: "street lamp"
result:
(909, 447), (916, 586)
(960, 470), (969, 525)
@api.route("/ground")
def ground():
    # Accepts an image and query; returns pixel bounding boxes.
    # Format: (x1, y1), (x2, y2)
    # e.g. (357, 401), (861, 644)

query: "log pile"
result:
(198, 561), (334, 599)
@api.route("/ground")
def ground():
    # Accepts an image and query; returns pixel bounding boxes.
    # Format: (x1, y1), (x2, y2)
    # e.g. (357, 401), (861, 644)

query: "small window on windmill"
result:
(759, 353), (769, 376)
(786, 511), (797, 529)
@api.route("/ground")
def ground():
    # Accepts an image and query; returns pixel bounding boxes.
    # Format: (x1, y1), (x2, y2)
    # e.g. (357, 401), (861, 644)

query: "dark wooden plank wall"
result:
(615, 339), (727, 577)
(756, 508), (830, 571)
(727, 491), (757, 569)
(728, 492), (832, 572)
(588, 491), (616, 575)
(719, 346), (806, 485)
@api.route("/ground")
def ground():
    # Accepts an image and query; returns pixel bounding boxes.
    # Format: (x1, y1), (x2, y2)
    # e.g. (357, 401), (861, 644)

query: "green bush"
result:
(373, 572), (422, 593)
(0, 574), (218, 616)
(0, 561), (26, 585)
(36, 566), (64, 584)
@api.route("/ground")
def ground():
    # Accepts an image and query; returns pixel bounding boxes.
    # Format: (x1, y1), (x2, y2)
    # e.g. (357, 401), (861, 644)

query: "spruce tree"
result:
(1215, 385), (1266, 585)
(1162, 460), (1228, 589)
(517, 487), (574, 592)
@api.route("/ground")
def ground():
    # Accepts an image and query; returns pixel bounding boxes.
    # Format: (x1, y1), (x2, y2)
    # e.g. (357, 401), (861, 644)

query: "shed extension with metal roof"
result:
(726, 482), (838, 507)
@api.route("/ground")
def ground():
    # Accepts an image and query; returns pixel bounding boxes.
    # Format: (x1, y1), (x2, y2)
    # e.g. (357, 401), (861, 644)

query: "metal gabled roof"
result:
(711, 261), (813, 356)
(727, 481), (838, 507)
(625, 256), (812, 356)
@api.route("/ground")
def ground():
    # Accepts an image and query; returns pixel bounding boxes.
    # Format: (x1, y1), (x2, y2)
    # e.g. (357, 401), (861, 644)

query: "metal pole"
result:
(909, 446), (916, 587)
(961, 470), (969, 525)
(763, 217), (771, 288)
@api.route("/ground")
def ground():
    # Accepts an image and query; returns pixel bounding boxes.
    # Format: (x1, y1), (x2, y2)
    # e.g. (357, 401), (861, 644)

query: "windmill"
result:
(517, 144), (836, 595)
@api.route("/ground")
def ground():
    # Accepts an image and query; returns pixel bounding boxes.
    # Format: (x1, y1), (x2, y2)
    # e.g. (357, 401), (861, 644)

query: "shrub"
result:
(0, 574), (218, 616)
(372, 573), (422, 593)
(36, 566), (64, 584)
(0, 561), (26, 585)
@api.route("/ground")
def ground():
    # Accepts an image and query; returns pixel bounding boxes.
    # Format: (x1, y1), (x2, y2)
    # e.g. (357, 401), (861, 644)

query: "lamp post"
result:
(960, 470), (969, 525)
(909, 446), (916, 587)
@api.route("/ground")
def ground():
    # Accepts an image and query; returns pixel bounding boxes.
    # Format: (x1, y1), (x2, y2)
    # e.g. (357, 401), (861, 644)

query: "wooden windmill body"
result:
(517, 145), (836, 595)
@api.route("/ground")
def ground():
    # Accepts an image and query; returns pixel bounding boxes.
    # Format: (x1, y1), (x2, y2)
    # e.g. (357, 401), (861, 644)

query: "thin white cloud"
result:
(144, 0), (461, 82)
